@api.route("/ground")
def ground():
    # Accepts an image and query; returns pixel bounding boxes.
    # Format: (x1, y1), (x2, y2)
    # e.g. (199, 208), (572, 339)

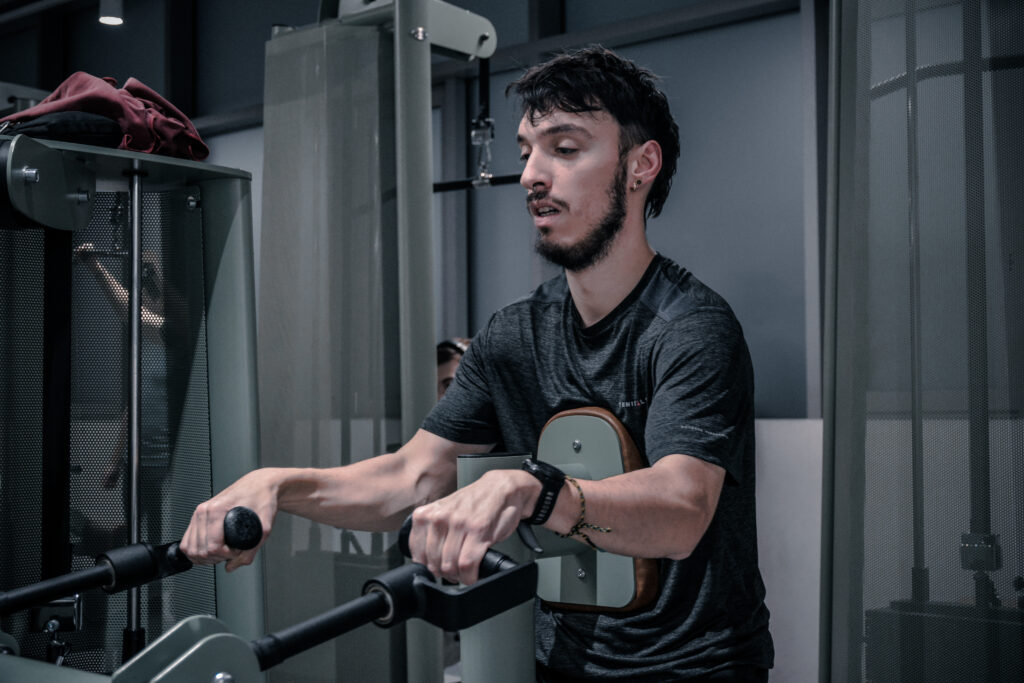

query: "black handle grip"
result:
(109, 506), (264, 591)
(224, 506), (263, 550)
(160, 506), (262, 576)
(398, 515), (517, 579)
(1, 507), (266, 611)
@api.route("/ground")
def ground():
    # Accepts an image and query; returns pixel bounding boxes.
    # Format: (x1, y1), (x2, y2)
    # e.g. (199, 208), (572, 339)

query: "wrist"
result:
(520, 458), (566, 525)
(259, 467), (303, 508)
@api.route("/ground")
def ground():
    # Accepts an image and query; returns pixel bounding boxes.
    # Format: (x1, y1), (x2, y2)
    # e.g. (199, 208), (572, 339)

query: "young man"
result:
(182, 47), (773, 681)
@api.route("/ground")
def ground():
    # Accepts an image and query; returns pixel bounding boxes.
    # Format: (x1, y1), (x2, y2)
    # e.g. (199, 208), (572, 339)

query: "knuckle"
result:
(457, 555), (477, 575)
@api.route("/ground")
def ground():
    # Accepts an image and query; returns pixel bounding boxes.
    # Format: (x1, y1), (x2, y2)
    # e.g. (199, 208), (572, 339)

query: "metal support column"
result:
(124, 159), (145, 661)
(393, 4), (442, 679)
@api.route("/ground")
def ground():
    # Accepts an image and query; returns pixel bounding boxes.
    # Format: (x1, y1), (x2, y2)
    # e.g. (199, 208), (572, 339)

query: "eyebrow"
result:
(517, 123), (594, 145)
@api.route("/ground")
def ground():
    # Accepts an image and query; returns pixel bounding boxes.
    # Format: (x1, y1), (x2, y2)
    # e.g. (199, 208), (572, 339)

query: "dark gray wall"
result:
(195, 0), (319, 117)
(0, 0), (318, 118)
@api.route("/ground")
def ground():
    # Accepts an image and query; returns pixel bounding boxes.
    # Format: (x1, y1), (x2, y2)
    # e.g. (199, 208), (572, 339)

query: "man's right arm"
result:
(179, 428), (491, 572)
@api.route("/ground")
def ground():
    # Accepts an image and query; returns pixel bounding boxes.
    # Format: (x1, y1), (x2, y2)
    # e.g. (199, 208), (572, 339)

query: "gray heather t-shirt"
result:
(422, 255), (773, 680)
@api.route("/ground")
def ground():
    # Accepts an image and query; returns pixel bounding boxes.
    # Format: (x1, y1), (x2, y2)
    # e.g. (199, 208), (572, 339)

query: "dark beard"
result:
(534, 161), (628, 272)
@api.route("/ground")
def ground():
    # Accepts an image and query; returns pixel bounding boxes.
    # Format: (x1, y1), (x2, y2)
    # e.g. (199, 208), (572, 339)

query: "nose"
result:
(520, 152), (549, 192)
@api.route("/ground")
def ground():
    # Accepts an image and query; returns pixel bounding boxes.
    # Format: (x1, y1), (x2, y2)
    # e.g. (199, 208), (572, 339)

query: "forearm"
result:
(275, 449), (457, 532)
(541, 454), (724, 560)
(183, 429), (469, 570)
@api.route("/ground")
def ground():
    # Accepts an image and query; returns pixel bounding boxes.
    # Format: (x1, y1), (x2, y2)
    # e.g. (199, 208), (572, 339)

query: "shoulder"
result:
(472, 272), (567, 354)
(486, 272), (567, 327)
(638, 256), (737, 327)
(640, 257), (748, 361)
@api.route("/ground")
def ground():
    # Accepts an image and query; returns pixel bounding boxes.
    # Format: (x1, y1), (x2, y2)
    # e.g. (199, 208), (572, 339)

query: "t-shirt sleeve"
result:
(644, 308), (754, 485)
(421, 321), (501, 446)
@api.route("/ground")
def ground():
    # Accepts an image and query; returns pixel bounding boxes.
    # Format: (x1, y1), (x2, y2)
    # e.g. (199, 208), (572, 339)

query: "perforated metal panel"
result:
(0, 188), (215, 674)
(826, 1), (1024, 681)
(0, 227), (46, 662)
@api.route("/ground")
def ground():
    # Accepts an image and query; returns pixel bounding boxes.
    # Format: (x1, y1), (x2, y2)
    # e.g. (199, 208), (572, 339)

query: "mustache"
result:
(526, 189), (569, 211)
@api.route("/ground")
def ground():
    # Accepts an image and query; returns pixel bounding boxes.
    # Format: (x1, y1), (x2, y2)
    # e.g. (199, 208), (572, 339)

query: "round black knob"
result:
(224, 507), (262, 550)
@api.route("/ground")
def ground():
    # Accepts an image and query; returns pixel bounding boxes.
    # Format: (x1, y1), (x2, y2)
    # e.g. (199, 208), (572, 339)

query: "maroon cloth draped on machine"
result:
(0, 71), (209, 161)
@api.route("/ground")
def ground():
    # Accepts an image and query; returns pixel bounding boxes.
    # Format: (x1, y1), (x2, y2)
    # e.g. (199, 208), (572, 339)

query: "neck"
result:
(565, 217), (656, 327)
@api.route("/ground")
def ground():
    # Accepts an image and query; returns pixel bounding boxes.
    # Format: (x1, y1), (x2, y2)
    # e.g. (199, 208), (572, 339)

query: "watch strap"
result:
(522, 458), (565, 526)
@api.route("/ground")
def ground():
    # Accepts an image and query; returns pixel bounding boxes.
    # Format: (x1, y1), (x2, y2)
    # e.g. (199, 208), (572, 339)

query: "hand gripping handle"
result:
(102, 506), (264, 592)
(397, 515), (517, 579)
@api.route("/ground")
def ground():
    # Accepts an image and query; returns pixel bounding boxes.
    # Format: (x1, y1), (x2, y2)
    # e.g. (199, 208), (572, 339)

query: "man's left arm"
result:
(410, 453), (723, 584)
(540, 453), (725, 560)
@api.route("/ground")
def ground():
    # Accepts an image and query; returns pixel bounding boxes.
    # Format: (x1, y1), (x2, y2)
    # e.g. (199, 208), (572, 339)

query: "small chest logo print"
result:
(618, 398), (647, 408)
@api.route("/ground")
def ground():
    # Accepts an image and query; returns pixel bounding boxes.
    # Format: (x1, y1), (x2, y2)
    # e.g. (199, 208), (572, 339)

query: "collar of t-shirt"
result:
(569, 253), (664, 339)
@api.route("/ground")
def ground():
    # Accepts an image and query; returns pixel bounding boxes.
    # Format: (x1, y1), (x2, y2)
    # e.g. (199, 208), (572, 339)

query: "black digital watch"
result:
(521, 458), (565, 526)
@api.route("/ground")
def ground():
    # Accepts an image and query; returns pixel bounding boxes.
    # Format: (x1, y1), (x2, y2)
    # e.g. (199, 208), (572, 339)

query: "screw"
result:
(410, 27), (428, 41)
(576, 568), (586, 581)
(16, 166), (40, 183)
(212, 673), (234, 683)
(186, 196), (199, 210)
(572, 440), (581, 452)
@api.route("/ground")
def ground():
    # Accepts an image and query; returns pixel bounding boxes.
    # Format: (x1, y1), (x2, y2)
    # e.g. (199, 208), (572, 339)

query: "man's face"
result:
(517, 109), (629, 271)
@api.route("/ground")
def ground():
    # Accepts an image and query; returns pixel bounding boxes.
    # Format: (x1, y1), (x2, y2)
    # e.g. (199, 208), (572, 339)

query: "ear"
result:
(628, 140), (662, 188)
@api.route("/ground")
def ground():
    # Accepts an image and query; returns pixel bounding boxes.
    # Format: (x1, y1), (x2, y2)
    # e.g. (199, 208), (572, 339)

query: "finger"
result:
(408, 507), (431, 569)
(224, 548), (255, 572)
(422, 511), (449, 580)
(456, 539), (487, 586)
(438, 518), (469, 582)
(193, 503), (227, 564)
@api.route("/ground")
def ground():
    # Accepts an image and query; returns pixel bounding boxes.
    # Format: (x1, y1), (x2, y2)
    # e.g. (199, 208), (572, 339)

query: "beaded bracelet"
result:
(555, 476), (612, 549)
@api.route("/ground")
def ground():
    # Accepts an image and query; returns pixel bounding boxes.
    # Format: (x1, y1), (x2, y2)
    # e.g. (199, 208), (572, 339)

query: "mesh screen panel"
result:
(0, 228), (46, 659)
(0, 189), (215, 674)
(831, 1), (1024, 681)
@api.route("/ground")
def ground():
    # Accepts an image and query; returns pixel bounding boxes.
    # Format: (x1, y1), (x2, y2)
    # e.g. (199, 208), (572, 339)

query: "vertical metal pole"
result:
(904, 0), (929, 605)
(962, 0), (995, 611)
(394, 1), (442, 681)
(394, 0), (436, 438)
(125, 159), (144, 656)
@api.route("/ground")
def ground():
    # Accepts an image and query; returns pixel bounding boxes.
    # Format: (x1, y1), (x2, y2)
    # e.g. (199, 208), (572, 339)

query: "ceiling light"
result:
(99, 0), (123, 26)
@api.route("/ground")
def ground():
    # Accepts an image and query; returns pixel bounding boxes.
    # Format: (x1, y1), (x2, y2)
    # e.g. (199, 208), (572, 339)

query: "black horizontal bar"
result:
(870, 55), (1024, 99)
(0, 564), (112, 616)
(433, 173), (521, 193)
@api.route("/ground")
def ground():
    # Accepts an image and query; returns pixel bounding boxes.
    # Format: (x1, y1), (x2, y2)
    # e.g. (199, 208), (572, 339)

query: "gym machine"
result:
(1, 127), (262, 670)
(0, 508), (537, 682)
(0, 407), (651, 682)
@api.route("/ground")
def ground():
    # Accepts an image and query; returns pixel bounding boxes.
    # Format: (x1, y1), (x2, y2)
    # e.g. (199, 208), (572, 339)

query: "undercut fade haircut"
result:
(507, 45), (681, 220)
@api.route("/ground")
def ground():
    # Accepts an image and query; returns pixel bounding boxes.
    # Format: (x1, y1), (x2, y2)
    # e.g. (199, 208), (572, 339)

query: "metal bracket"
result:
(339, 0), (496, 60)
(2, 134), (96, 231)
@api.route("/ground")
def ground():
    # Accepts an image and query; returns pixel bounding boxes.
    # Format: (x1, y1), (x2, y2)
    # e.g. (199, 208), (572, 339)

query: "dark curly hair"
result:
(506, 46), (680, 220)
